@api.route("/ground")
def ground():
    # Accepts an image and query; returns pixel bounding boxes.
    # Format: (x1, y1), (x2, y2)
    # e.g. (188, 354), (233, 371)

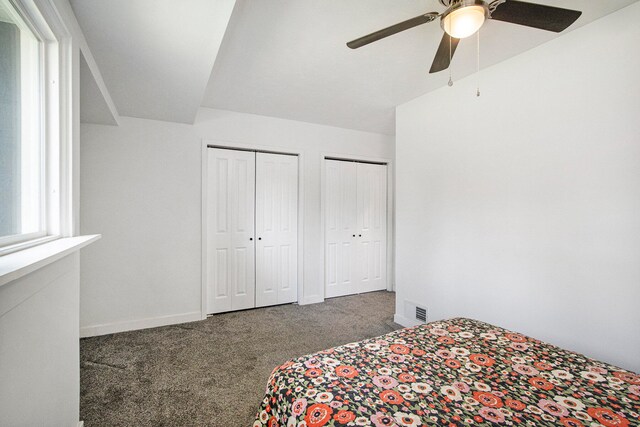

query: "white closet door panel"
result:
(255, 153), (298, 307)
(207, 148), (256, 314)
(325, 160), (358, 298)
(357, 162), (387, 293)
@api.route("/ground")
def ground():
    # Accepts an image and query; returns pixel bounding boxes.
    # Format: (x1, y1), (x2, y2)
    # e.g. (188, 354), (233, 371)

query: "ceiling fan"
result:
(347, 0), (582, 73)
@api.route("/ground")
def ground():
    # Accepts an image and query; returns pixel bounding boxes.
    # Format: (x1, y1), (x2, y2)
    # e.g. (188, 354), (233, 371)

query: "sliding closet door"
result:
(357, 162), (387, 293)
(207, 148), (256, 314)
(325, 160), (358, 298)
(255, 153), (298, 307)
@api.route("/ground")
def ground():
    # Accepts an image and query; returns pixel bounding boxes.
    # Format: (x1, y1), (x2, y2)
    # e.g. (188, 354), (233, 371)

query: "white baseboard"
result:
(80, 311), (202, 338)
(78, 421), (84, 427)
(299, 295), (324, 305)
(394, 313), (423, 328)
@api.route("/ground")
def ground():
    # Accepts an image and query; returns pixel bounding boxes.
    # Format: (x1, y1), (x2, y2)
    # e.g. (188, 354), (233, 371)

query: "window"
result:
(0, 0), (70, 255)
(0, 0), (44, 249)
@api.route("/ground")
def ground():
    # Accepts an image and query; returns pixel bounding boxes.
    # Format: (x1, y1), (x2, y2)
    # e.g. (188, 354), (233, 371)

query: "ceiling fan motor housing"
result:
(441, 0), (489, 39)
(438, 0), (483, 7)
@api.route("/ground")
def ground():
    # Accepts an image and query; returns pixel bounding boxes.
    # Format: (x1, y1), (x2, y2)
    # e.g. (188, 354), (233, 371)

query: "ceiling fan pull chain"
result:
(448, 34), (454, 87)
(476, 29), (481, 97)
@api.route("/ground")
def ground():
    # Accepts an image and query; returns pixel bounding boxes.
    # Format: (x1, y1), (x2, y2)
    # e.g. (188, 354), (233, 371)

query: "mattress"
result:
(254, 318), (639, 427)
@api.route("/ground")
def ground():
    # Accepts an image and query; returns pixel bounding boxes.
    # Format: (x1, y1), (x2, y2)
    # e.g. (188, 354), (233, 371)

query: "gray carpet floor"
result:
(80, 291), (400, 427)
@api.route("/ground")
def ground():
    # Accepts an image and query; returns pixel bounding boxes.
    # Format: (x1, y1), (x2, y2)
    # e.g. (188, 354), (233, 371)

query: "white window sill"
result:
(0, 235), (101, 288)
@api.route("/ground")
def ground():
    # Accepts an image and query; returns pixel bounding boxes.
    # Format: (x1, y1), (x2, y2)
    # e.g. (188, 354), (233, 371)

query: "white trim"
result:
(0, 234), (100, 287)
(299, 295), (324, 306)
(0, 231), (48, 250)
(26, 0), (85, 238)
(80, 311), (202, 338)
(38, 0), (120, 125)
(78, 422), (84, 427)
(58, 24), (74, 237)
(319, 152), (395, 301)
(394, 313), (421, 328)
(0, 234), (58, 256)
(201, 138), (305, 314)
(200, 140), (208, 320)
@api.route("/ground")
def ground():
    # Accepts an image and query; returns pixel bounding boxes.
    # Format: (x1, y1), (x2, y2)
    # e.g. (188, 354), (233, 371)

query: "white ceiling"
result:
(71, 0), (235, 124)
(80, 54), (117, 126)
(74, 0), (638, 134)
(202, 0), (638, 135)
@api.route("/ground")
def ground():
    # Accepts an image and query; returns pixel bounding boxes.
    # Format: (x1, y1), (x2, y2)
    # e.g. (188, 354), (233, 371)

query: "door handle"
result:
(250, 237), (253, 241)
(258, 237), (262, 240)
(352, 234), (355, 237)
(358, 234), (362, 237)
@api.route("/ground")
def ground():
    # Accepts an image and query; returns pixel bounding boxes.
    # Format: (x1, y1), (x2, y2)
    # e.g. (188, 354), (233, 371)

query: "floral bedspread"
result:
(254, 318), (639, 427)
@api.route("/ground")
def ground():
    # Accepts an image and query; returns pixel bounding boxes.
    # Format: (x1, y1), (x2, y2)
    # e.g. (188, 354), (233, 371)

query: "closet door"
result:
(255, 153), (298, 307)
(357, 162), (387, 293)
(207, 148), (256, 314)
(325, 160), (358, 298)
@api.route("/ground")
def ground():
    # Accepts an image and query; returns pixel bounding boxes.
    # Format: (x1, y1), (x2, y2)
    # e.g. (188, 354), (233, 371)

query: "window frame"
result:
(0, 0), (74, 256)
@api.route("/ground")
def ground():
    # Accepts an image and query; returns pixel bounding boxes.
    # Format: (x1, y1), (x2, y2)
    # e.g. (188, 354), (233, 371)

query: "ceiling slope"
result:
(80, 53), (117, 125)
(52, 0), (119, 126)
(71, 0), (236, 124)
(202, 0), (638, 135)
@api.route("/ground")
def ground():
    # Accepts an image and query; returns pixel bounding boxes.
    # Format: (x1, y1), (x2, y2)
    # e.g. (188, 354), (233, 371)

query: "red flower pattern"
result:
(304, 403), (332, 427)
(332, 410), (355, 424)
(334, 365), (358, 379)
(255, 318), (639, 427)
(587, 407), (630, 427)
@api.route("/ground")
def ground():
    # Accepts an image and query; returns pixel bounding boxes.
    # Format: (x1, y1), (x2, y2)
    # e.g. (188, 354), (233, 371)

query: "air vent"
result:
(403, 300), (427, 325)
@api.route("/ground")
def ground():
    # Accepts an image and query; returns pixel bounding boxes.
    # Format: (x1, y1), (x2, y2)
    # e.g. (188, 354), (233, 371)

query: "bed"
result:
(254, 318), (639, 427)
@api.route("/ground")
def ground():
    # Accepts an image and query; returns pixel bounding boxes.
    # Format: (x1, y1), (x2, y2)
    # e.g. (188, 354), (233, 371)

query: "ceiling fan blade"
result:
(347, 12), (439, 49)
(490, 0), (582, 33)
(429, 32), (460, 74)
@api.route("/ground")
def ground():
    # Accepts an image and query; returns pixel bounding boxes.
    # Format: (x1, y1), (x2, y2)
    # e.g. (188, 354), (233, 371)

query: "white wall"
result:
(395, 3), (640, 373)
(80, 109), (393, 335)
(80, 118), (202, 335)
(0, 254), (81, 427)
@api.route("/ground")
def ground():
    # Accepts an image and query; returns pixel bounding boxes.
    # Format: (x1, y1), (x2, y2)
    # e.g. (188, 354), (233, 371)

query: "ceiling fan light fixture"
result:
(441, 0), (488, 39)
